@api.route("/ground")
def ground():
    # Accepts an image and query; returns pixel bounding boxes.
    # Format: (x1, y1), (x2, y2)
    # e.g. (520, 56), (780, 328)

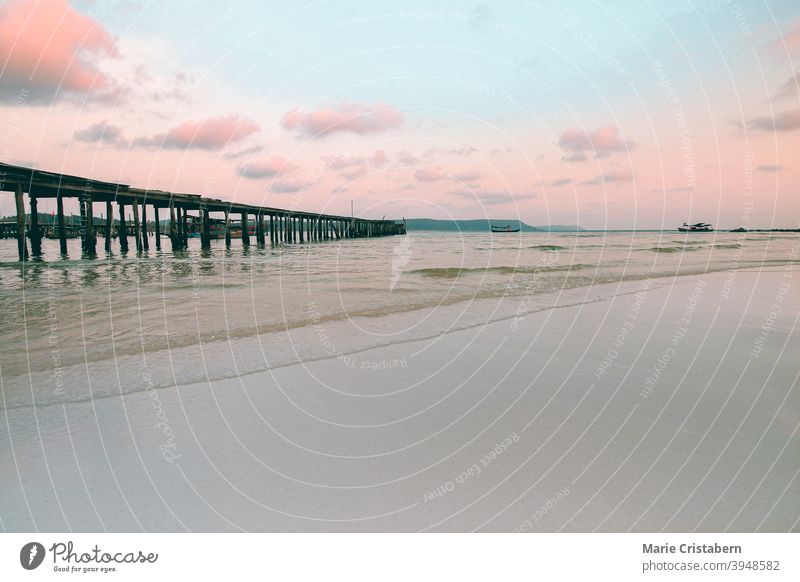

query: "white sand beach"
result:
(1, 266), (797, 532)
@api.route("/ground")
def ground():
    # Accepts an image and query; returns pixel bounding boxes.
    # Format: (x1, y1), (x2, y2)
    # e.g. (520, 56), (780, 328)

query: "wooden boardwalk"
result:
(0, 162), (405, 260)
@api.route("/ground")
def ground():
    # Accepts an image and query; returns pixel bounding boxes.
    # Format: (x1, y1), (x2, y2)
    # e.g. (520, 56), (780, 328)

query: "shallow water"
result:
(0, 230), (797, 384)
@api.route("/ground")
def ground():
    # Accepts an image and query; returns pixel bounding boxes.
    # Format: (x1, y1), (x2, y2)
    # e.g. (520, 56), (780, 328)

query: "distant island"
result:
(404, 219), (584, 232)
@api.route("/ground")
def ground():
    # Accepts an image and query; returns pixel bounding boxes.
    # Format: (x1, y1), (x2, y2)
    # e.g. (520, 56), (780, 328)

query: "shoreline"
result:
(1, 267), (797, 532)
(1, 263), (793, 411)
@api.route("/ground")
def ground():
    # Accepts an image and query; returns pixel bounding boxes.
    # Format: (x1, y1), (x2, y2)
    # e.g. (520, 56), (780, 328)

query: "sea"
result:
(1, 230), (797, 410)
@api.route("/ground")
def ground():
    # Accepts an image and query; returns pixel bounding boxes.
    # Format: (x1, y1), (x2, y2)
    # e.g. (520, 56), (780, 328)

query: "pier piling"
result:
(201, 207), (211, 249)
(105, 201), (112, 252)
(132, 199), (142, 252)
(269, 214), (275, 245)
(224, 208), (231, 247)
(142, 202), (149, 251)
(168, 203), (176, 249)
(154, 206), (161, 250)
(118, 204), (129, 253)
(241, 211), (250, 246)
(57, 194), (68, 255)
(29, 194), (42, 256)
(15, 186), (28, 261)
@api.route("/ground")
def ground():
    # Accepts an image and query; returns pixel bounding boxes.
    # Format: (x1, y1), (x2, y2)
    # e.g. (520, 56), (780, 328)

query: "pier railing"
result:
(0, 162), (405, 260)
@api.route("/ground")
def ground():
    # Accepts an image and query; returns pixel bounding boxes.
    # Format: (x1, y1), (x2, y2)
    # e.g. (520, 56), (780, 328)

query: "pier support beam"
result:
(200, 206), (211, 249)
(176, 206), (183, 248)
(183, 208), (190, 247)
(224, 209), (231, 247)
(142, 202), (149, 250)
(105, 201), (112, 252)
(241, 211), (250, 246)
(257, 212), (265, 245)
(132, 199), (142, 252)
(29, 194), (42, 256)
(15, 186), (28, 261)
(57, 194), (67, 255)
(179, 207), (187, 249)
(118, 204), (129, 252)
(82, 195), (96, 255)
(177, 207), (185, 248)
(169, 203), (177, 250)
(154, 206), (161, 250)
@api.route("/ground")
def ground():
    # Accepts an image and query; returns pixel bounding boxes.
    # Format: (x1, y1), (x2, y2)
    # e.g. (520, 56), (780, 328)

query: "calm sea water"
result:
(0, 230), (797, 406)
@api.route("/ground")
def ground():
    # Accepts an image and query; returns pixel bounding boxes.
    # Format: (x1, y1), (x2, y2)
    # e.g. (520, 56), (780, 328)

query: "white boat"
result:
(678, 222), (713, 232)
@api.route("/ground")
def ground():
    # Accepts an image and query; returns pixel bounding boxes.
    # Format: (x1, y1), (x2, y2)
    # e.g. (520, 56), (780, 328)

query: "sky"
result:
(0, 0), (799, 228)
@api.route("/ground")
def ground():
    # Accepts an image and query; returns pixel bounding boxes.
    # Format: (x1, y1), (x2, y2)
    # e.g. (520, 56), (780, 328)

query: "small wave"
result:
(744, 235), (798, 241)
(473, 245), (523, 251)
(408, 264), (586, 279)
(713, 243), (742, 249)
(529, 245), (566, 251)
(671, 240), (706, 245)
(648, 246), (700, 253)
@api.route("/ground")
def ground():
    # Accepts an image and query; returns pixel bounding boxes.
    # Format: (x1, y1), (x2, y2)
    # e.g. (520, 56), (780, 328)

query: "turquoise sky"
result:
(81, 0), (796, 113)
(3, 0), (799, 227)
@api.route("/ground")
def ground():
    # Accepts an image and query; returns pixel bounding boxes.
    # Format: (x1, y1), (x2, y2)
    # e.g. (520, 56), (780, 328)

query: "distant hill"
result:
(403, 219), (583, 232)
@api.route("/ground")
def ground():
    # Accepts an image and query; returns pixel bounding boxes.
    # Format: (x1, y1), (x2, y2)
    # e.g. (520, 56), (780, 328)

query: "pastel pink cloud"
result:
(747, 109), (800, 132)
(133, 115), (260, 150)
(324, 149), (390, 170)
(372, 149), (390, 166)
(237, 156), (297, 179)
(282, 102), (403, 138)
(0, 0), (119, 101)
(453, 170), (482, 181)
(769, 18), (800, 54)
(579, 168), (634, 185)
(559, 125), (631, 160)
(414, 166), (446, 182)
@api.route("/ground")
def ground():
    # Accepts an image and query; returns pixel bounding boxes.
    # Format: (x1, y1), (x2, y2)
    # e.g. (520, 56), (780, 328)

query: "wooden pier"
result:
(0, 162), (405, 260)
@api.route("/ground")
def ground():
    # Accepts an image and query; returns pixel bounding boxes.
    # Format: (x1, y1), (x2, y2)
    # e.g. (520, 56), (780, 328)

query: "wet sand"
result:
(1, 268), (798, 532)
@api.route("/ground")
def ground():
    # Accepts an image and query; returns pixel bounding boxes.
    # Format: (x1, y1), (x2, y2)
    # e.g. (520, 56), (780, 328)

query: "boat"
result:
(491, 224), (520, 233)
(677, 222), (713, 232)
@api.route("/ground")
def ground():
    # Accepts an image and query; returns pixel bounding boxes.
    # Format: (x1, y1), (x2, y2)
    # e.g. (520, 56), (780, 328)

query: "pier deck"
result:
(0, 162), (405, 259)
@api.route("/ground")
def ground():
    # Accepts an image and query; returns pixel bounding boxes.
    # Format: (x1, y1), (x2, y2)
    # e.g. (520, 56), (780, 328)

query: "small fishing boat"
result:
(491, 224), (520, 233)
(678, 222), (713, 232)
